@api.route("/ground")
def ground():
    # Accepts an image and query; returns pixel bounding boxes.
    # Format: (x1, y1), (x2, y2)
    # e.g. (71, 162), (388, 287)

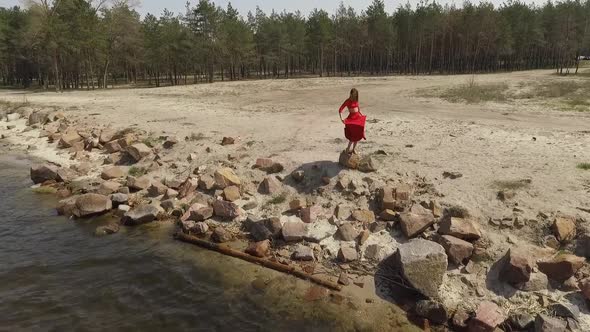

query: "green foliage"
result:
(577, 163), (590, 170)
(267, 192), (288, 205)
(128, 166), (146, 177)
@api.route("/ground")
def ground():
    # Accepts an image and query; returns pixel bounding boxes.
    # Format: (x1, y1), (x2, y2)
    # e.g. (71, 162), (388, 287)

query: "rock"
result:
(452, 309), (470, 330)
(508, 314), (535, 331)
(147, 182), (168, 197)
(289, 198), (306, 211)
(364, 244), (383, 261)
(98, 181), (121, 195)
(28, 112), (48, 125)
(254, 158), (284, 174)
(338, 272), (350, 286)
(352, 209), (375, 224)
(99, 128), (116, 144)
(399, 211), (435, 238)
(552, 216), (576, 243)
(103, 140), (122, 153)
(181, 203), (214, 222)
(223, 186), (241, 202)
(282, 219), (307, 242)
(443, 171), (463, 179)
(258, 176), (282, 195)
(56, 196), (79, 216)
(379, 185), (412, 212)
(127, 175), (151, 191)
(548, 303), (579, 320)
(163, 188), (179, 200)
(292, 170), (305, 183)
(160, 199), (176, 211)
(338, 245), (358, 262)
(243, 200), (257, 210)
(214, 168), (241, 189)
(339, 150), (360, 169)
(178, 177), (199, 198)
(126, 143), (151, 162)
(74, 193), (112, 218)
(358, 155), (376, 172)
(497, 190), (516, 201)
(301, 205), (321, 223)
(198, 174), (215, 191)
(415, 300), (448, 325)
(58, 130), (83, 149)
(6, 113), (20, 122)
(305, 219), (337, 243)
(537, 254), (585, 282)
(163, 136), (178, 149)
(94, 223), (120, 236)
(101, 166), (126, 180)
(265, 217), (282, 238)
(337, 223), (359, 241)
(468, 301), (505, 332)
(379, 209), (397, 221)
(30, 164), (59, 184)
(182, 220), (209, 235)
(358, 230), (370, 245)
(56, 167), (77, 183)
(498, 249), (532, 285)
(544, 235), (561, 250)
(439, 217), (481, 241)
(560, 276), (580, 291)
(212, 227), (232, 243)
(335, 204), (352, 220)
(293, 245), (315, 261)
(122, 204), (160, 225)
(246, 240), (271, 258)
(212, 200), (241, 220)
(518, 272), (550, 292)
(249, 222), (272, 242)
(221, 137), (235, 146)
(395, 239), (448, 298)
(580, 278), (590, 300)
(534, 314), (566, 332)
(439, 235), (474, 265)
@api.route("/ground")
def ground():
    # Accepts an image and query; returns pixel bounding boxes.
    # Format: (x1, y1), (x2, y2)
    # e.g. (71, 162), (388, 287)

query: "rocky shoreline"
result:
(2, 102), (590, 331)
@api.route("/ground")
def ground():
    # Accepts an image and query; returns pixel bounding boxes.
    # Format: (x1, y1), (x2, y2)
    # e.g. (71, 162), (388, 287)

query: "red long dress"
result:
(339, 99), (367, 142)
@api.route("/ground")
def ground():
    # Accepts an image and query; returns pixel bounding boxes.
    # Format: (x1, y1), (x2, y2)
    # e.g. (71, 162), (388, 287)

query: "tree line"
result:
(0, 0), (589, 91)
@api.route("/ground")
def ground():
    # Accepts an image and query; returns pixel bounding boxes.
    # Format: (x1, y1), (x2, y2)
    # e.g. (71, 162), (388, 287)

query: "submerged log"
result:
(174, 232), (342, 291)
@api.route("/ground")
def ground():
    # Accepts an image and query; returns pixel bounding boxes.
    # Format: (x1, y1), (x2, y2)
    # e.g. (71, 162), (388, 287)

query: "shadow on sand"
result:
(285, 160), (343, 194)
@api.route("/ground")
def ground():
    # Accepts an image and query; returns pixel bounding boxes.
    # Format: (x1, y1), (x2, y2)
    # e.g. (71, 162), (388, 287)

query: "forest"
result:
(0, 0), (589, 91)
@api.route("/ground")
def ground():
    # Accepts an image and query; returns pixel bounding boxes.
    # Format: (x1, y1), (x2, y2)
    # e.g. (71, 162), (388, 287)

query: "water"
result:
(0, 155), (415, 332)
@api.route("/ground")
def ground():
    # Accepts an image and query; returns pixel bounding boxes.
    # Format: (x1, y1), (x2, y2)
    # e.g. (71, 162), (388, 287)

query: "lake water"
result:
(0, 154), (416, 331)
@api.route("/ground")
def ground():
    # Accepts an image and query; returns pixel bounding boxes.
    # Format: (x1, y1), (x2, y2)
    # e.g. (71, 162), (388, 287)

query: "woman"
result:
(338, 88), (366, 155)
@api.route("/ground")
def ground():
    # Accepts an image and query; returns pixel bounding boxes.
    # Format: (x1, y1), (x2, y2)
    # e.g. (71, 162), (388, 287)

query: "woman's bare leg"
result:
(352, 142), (358, 154)
(346, 141), (353, 153)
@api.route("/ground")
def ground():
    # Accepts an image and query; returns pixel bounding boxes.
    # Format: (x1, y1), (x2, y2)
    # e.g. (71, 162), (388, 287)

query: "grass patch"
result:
(440, 77), (509, 104)
(142, 136), (165, 148)
(492, 179), (532, 190)
(577, 163), (590, 170)
(128, 166), (146, 177)
(31, 186), (58, 194)
(186, 132), (206, 142)
(266, 192), (288, 205)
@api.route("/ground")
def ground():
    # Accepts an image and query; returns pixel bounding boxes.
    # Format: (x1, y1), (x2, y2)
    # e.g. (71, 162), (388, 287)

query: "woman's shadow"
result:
(285, 160), (343, 194)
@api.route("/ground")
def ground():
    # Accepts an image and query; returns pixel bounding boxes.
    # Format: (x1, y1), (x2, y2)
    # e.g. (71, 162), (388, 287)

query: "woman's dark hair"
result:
(349, 88), (359, 102)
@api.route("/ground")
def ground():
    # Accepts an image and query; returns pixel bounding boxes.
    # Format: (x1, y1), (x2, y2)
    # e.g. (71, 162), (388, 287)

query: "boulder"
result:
(99, 128), (117, 144)
(126, 143), (152, 162)
(147, 182), (168, 197)
(265, 217), (283, 238)
(337, 223), (359, 241)
(292, 245), (315, 261)
(212, 200), (241, 219)
(379, 209), (397, 221)
(439, 217), (481, 241)
(223, 186), (241, 202)
(249, 221), (272, 242)
(198, 174), (216, 191)
(352, 209), (375, 224)
(498, 249), (532, 285)
(580, 278), (590, 300)
(98, 181), (121, 195)
(518, 272), (550, 292)
(28, 112), (48, 125)
(537, 254), (585, 282)
(289, 198), (306, 211)
(301, 205), (321, 223)
(534, 314), (566, 332)
(468, 301), (505, 332)
(101, 166), (126, 180)
(56, 167), (78, 183)
(358, 155), (377, 172)
(163, 188), (179, 200)
(258, 176), (282, 195)
(221, 137), (235, 145)
(339, 150), (360, 169)
(379, 185), (412, 212)
(548, 303), (580, 320)
(508, 314), (535, 331)
(358, 230), (370, 245)
(122, 204), (160, 225)
(181, 203), (214, 222)
(58, 130), (83, 148)
(214, 168), (241, 189)
(291, 170), (305, 183)
(415, 300), (448, 325)
(364, 244), (384, 261)
(395, 239), (447, 298)
(56, 196), (79, 217)
(335, 204), (352, 220)
(127, 175), (151, 191)
(246, 240), (271, 258)
(94, 223), (120, 236)
(282, 219), (307, 242)
(552, 216), (576, 243)
(163, 136), (178, 149)
(178, 177), (199, 198)
(254, 158), (284, 174)
(399, 211), (435, 238)
(74, 193), (112, 218)
(338, 245), (358, 262)
(6, 113), (20, 122)
(182, 220), (209, 235)
(212, 227), (233, 243)
(30, 164), (59, 184)
(439, 235), (474, 265)
(110, 193), (129, 205)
